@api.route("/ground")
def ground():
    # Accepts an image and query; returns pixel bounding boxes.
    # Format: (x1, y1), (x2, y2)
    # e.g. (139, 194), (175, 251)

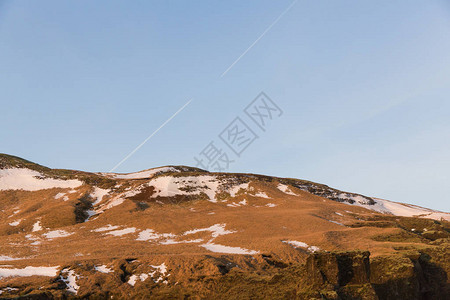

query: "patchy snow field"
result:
(0, 168), (82, 191)
(282, 240), (320, 253)
(109, 167), (180, 179)
(200, 243), (259, 255)
(0, 266), (59, 278)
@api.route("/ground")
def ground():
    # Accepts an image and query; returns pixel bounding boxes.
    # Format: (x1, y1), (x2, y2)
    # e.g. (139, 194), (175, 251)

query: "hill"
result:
(0, 154), (449, 299)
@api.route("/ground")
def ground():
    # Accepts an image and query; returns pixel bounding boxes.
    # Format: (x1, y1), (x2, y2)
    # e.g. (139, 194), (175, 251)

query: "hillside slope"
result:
(0, 154), (449, 299)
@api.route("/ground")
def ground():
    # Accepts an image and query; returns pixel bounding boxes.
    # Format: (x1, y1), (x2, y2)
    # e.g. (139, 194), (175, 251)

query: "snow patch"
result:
(43, 230), (73, 239)
(254, 192), (269, 198)
(0, 266), (59, 278)
(283, 240), (320, 252)
(95, 265), (113, 273)
(106, 227), (136, 236)
(91, 187), (110, 205)
(60, 269), (80, 294)
(183, 224), (235, 238)
(111, 167), (180, 179)
(92, 225), (120, 232)
(277, 184), (297, 195)
(54, 193), (66, 200)
(0, 256), (21, 261)
(32, 221), (43, 232)
(136, 229), (175, 241)
(9, 219), (21, 226)
(201, 243), (259, 255)
(127, 274), (138, 286)
(0, 168), (82, 191)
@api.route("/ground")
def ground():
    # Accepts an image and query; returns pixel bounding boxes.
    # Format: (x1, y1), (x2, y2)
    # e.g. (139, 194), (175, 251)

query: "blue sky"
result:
(1, 0), (449, 211)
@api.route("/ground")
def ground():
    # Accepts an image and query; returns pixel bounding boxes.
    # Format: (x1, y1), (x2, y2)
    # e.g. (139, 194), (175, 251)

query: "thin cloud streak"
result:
(109, 99), (193, 172)
(220, 0), (298, 78)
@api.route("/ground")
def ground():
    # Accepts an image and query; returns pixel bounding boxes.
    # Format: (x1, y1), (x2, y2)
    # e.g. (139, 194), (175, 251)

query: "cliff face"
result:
(297, 249), (449, 300)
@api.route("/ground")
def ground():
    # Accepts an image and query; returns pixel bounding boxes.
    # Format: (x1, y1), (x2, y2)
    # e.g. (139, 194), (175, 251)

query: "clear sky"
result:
(1, 0), (449, 211)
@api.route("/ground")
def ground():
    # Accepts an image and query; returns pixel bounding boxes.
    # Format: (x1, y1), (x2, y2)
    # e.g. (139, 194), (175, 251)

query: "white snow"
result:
(160, 238), (203, 245)
(283, 240), (320, 252)
(8, 219), (21, 226)
(91, 187), (110, 205)
(374, 198), (450, 221)
(55, 192), (69, 201)
(54, 192), (66, 200)
(32, 221), (43, 232)
(328, 220), (345, 226)
(0, 168), (82, 191)
(227, 199), (247, 207)
(0, 266), (59, 278)
(254, 192), (269, 198)
(60, 269), (80, 294)
(136, 229), (175, 241)
(183, 224), (235, 238)
(150, 175), (220, 202)
(94, 265), (113, 273)
(266, 203), (277, 208)
(25, 234), (41, 245)
(103, 197), (125, 210)
(85, 210), (96, 221)
(106, 227), (136, 236)
(0, 256), (21, 261)
(128, 263), (169, 286)
(277, 184), (297, 196)
(150, 263), (168, 276)
(92, 225), (120, 232)
(335, 212), (344, 216)
(229, 183), (250, 197)
(345, 197), (450, 221)
(111, 167), (180, 179)
(0, 287), (18, 295)
(140, 273), (149, 281)
(43, 230), (73, 239)
(128, 274), (138, 286)
(201, 243), (259, 255)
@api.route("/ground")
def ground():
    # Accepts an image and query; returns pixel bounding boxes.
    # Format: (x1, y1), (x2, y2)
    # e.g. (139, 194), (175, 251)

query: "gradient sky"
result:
(1, 0), (449, 211)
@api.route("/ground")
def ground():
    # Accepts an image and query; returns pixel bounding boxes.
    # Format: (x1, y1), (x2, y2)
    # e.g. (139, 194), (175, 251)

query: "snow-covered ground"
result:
(127, 263), (170, 286)
(60, 269), (80, 294)
(282, 240), (320, 252)
(150, 175), (220, 202)
(94, 265), (113, 273)
(201, 243), (259, 255)
(183, 223), (235, 238)
(43, 230), (73, 239)
(277, 184), (297, 196)
(136, 229), (176, 242)
(107, 167), (180, 179)
(92, 225), (120, 232)
(91, 187), (110, 205)
(8, 219), (21, 226)
(0, 266), (59, 278)
(346, 197), (450, 221)
(0, 256), (22, 261)
(0, 168), (82, 191)
(105, 227), (136, 236)
(120, 175), (253, 204)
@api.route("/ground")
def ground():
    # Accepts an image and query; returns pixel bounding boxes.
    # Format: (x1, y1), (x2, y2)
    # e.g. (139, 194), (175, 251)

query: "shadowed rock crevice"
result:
(74, 194), (94, 223)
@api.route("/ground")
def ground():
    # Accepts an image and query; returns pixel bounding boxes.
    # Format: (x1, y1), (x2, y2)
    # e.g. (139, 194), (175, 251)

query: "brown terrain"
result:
(0, 154), (449, 299)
